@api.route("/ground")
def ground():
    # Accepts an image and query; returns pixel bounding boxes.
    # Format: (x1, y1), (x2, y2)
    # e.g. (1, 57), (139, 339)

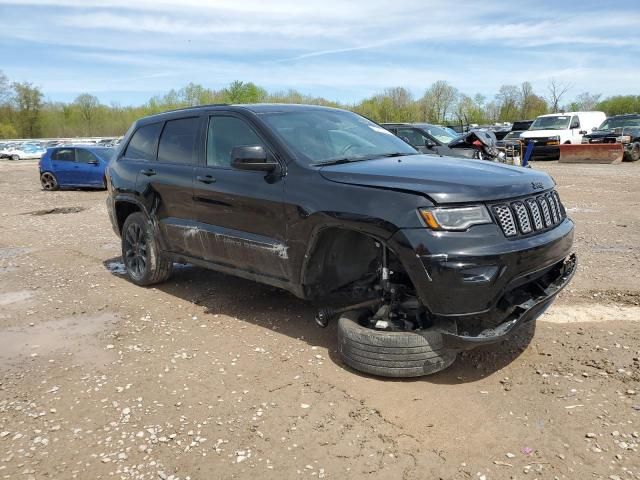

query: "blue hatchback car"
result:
(39, 146), (115, 190)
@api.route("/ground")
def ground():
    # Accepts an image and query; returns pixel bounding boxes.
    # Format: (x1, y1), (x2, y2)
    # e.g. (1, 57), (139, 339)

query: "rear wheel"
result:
(121, 212), (173, 286)
(11, 154), (19, 161)
(40, 172), (59, 191)
(338, 310), (457, 377)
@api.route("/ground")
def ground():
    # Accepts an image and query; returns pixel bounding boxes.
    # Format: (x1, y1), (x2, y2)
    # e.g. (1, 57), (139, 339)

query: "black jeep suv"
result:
(106, 104), (576, 377)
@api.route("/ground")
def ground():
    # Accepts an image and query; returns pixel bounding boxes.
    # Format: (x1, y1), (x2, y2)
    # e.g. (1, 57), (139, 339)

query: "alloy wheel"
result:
(40, 173), (57, 190)
(124, 223), (147, 279)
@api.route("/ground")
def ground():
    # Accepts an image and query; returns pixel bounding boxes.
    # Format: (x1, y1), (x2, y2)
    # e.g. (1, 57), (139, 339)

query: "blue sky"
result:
(1, 0), (639, 106)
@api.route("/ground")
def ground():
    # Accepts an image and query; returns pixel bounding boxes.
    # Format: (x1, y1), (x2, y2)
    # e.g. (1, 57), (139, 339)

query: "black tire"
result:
(338, 310), (457, 377)
(121, 212), (173, 286)
(40, 172), (59, 191)
(11, 154), (20, 161)
(628, 143), (640, 162)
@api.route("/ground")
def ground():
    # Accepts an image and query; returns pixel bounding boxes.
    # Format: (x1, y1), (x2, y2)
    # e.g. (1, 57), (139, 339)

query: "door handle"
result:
(140, 169), (156, 177)
(196, 175), (216, 184)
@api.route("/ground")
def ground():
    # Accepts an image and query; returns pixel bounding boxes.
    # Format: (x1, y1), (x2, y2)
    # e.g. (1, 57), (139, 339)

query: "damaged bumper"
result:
(441, 253), (576, 350)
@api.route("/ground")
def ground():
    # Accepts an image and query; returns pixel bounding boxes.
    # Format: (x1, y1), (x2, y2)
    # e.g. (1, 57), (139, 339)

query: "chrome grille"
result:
(546, 193), (559, 223)
(512, 202), (532, 234)
(493, 190), (566, 238)
(538, 196), (552, 227)
(525, 198), (544, 230)
(492, 205), (517, 237)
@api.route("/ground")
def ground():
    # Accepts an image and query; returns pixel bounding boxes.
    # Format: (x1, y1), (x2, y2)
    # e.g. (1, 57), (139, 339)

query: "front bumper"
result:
(530, 145), (560, 159)
(441, 253), (576, 350)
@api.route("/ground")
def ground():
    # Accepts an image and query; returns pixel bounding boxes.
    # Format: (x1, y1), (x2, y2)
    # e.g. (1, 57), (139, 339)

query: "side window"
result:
(206, 116), (264, 167)
(76, 149), (98, 163)
(570, 116), (580, 129)
(53, 148), (75, 161)
(397, 128), (426, 146)
(124, 123), (162, 161)
(157, 117), (199, 164)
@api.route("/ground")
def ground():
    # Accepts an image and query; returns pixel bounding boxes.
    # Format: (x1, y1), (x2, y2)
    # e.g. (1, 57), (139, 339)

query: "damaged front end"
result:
(441, 253), (576, 350)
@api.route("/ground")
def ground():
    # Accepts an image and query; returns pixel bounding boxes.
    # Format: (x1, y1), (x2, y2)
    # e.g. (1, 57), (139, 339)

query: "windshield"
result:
(530, 115), (571, 131)
(599, 116), (640, 130)
(416, 124), (458, 143)
(259, 109), (417, 164)
(504, 131), (523, 140)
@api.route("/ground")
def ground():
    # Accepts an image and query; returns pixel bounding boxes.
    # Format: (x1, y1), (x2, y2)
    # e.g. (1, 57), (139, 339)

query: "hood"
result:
(319, 155), (555, 204)
(520, 129), (563, 138)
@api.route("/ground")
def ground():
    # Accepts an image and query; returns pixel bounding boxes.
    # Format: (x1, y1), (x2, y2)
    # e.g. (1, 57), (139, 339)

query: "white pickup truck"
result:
(520, 111), (606, 160)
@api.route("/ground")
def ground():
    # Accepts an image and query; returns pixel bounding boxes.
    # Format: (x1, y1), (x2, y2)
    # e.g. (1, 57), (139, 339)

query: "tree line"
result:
(1, 69), (639, 139)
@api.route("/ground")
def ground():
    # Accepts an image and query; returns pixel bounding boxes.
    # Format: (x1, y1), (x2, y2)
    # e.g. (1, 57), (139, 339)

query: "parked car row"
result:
(0, 142), (46, 160)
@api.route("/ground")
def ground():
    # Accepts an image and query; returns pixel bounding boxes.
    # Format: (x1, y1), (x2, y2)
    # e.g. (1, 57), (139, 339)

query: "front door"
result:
(192, 113), (288, 281)
(75, 148), (102, 185)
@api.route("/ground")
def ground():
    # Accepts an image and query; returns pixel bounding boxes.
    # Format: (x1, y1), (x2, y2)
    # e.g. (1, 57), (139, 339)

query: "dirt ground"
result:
(0, 159), (638, 480)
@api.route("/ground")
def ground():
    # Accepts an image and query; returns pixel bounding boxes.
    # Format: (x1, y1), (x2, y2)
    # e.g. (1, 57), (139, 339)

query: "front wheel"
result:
(11, 154), (19, 161)
(121, 212), (173, 286)
(337, 310), (457, 377)
(628, 143), (640, 162)
(40, 172), (59, 191)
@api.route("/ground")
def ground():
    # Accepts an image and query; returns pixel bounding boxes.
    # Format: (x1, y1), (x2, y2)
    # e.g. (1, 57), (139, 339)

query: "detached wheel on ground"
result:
(338, 310), (457, 377)
(40, 172), (59, 191)
(121, 212), (173, 286)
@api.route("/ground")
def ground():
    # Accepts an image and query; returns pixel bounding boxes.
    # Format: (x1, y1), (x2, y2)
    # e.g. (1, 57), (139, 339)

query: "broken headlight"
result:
(419, 206), (492, 231)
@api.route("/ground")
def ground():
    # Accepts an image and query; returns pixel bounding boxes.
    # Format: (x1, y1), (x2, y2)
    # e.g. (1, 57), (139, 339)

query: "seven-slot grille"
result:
(492, 191), (566, 238)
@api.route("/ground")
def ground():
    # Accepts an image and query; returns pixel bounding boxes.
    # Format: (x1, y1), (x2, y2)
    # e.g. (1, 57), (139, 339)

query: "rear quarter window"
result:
(124, 123), (163, 161)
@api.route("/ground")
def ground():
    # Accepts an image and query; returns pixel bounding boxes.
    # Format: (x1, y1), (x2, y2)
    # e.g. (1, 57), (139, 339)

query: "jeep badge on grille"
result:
(531, 182), (544, 190)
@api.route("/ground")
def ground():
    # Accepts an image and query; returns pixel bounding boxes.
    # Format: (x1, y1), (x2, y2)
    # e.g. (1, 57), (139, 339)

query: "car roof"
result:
(138, 103), (345, 124)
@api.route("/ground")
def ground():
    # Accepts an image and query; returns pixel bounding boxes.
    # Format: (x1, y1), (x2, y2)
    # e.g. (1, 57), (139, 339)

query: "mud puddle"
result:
(28, 206), (85, 216)
(0, 313), (118, 369)
(0, 247), (31, 259)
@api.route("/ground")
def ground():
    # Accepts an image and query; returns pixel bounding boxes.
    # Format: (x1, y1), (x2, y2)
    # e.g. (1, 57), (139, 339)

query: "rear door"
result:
(192, 113), (288, 281)
(139, 116), (201, 257)
(50, 148), (76, 183)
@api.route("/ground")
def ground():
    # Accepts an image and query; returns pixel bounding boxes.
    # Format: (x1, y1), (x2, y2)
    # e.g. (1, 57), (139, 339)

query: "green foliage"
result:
(12, 81), (43, 137)
(0, 68), (636, 139)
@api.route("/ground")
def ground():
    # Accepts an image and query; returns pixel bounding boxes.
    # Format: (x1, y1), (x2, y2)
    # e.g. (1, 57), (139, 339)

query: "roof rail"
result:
(150, 103), (230, 115)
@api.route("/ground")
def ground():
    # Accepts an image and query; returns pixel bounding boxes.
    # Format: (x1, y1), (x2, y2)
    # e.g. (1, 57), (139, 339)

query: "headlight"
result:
(547, 135), (560, 145)
(419, 206), (492, 231)
(616, 135), (631, 143)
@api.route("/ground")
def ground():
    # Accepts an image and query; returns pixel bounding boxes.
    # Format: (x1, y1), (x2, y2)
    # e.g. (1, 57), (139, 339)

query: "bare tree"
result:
(572, 92), (602, 111)
(74, 93), (100, 135)
(0, 70), (11, 105)
(547, 78), (572, 113)
(421, 80), (458, 123)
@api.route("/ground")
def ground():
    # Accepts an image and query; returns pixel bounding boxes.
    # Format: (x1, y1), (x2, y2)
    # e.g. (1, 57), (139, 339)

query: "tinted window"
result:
(570, 116), (580, 129)
(207, 116), (263, 167)
(53, 148), (75, 161)
(157, 117), (199, 164)
(124, 123), (162, 161)
(396, 128), (430, 147)
(76, 149), (98, 163)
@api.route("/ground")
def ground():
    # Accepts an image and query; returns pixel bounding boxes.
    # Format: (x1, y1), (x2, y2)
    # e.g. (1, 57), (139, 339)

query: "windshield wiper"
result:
(311, 152), (417, 167)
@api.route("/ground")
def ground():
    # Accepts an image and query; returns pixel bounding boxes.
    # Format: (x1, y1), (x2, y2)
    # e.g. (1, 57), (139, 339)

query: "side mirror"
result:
(231, 145), (277, 172)
(579, 130), (587, 135)
(424, 139), (436, 148)
(591, 127), (597, 132)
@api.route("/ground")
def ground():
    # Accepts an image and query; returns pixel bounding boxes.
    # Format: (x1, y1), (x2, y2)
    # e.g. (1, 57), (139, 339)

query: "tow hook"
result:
(315, 299), (381, 328)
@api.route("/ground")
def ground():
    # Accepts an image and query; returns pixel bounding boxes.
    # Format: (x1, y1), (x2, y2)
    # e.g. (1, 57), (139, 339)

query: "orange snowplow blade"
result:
(559, 144), (624, 164)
